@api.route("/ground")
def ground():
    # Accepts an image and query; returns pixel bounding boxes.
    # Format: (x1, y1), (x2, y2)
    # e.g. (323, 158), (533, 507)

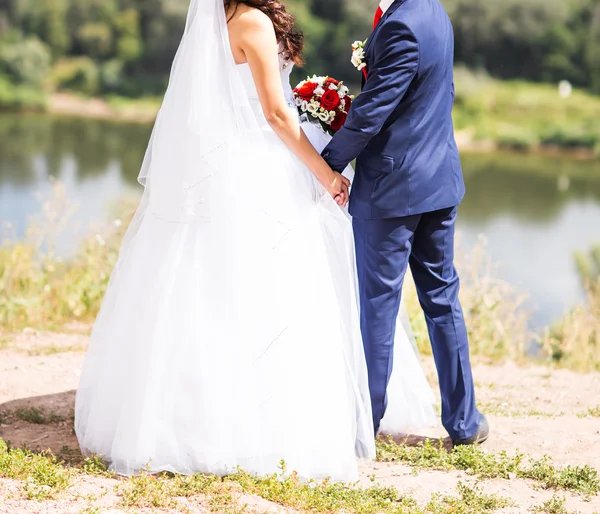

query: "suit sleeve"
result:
(321, 20), (419, 172)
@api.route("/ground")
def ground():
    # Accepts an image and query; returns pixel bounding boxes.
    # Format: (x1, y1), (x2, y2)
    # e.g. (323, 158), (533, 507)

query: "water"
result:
(2, 114), (600, 328)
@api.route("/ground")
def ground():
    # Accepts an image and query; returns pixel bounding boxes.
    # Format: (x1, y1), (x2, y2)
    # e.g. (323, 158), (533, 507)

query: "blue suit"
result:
(322, 0), (480, 440)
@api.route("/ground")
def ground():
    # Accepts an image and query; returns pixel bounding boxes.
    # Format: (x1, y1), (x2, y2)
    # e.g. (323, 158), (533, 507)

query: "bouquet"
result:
(293, 76), (353, 135)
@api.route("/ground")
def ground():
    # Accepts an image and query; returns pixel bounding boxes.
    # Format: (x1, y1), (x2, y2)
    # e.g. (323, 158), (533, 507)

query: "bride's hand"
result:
(324, 171), (351, 207)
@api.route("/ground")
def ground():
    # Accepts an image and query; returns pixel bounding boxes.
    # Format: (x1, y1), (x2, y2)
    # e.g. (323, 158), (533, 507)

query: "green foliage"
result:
(377, 438), (600, 495)
(0, 439), (72, 500)
(76, 22), (112, 59)
(114, 9), (143, 63)
(445, 0), (599, 89)
(452, 68), (600, 152)
(586, 4), (600, 93)
(0, 0), (598, 104)
(544, 243), (600, 372)
(51, 56), (100, 95)
(0, 33), (51, 87)
(0, 75), (47, 110)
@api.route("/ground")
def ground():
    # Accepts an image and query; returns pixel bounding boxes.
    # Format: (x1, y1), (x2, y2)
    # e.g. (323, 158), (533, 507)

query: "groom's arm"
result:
(322, 20), (419, 172)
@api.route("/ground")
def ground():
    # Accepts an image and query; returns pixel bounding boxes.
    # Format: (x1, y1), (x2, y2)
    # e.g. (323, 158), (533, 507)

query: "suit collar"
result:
(365, 0), (407, 55)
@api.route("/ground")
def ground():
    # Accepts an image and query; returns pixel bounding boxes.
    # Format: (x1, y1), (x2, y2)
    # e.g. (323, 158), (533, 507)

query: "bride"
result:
(75, 0), (436, 482)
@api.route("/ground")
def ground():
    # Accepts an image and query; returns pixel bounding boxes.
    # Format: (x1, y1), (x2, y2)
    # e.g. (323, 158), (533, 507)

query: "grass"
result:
(453, 67), (600, 156)
(0, 438), (520, 512)
(532, 495), (569, 514)
(425, 482), (512, 513)
(405, 234), (531, 363)
(0, 436), (597, 511)
(116, 467), (513, 513)
(0, 439), (71, 500)
(0, 179), (136, 334)
(15, 407), (65, 425)
(542, 284), (600, 373)
(583, 406), (600, 418)
(376, 438), (600, 496)
(1, 179), (600, 370)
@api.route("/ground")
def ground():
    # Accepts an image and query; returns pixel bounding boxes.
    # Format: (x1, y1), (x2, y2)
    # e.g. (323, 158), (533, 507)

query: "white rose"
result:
(328, 83), (338, 90)
(351, 48), (366, 69)
(314, 86), (325, 96)
(358, 63), (367, 71)
(315, 76), (326, 86)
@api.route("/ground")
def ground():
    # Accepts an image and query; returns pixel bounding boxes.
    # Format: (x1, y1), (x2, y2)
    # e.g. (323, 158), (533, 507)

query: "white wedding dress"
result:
(75, 0), (437, 483)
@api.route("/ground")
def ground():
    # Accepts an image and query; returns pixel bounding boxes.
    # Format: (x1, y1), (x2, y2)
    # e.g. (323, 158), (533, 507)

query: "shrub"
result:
(51, 57), (100, 96)
(496, 127), (540, 151)
(541, 126), (598, 150)
(100, 59), (125, 92)
(0, 74), (47, 110)
(76, 23), (113, 59)
(0, 34), (51, 88)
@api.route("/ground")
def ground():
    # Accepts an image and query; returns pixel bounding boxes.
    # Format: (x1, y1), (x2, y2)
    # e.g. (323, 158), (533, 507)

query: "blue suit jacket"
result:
(322, 0), (465, 219)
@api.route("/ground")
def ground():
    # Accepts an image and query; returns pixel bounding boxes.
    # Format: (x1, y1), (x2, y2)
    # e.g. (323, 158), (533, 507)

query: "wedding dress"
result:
(75, 0), (437, 482)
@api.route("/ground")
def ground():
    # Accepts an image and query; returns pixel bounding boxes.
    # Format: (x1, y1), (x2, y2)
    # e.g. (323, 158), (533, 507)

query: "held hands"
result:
(325, 171), (351, 207)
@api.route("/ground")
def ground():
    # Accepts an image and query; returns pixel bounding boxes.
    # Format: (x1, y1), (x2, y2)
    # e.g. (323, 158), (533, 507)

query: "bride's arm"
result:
(230, 9), (349, 205)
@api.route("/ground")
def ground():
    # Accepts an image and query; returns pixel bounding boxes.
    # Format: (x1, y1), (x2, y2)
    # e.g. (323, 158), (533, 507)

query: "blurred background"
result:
(0, 0), (599, 361)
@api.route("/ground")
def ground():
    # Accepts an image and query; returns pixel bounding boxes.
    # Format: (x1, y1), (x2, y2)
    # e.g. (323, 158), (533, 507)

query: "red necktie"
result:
(373, 6), (384, 29)
(364, 6), (384, 80)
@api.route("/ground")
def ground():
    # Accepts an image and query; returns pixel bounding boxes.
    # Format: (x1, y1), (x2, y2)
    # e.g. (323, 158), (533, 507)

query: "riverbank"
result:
(1, 179), (599, 371)
(3, 72), (600, 159)
(1, 330), (599, 513)
(49, 92), (160, 124)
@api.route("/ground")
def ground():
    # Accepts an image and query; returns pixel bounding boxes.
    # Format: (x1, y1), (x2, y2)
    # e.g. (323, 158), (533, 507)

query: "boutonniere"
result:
(351, 40), (367, 72)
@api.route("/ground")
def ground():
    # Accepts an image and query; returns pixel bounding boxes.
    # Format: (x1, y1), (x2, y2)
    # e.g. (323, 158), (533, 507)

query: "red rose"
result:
(321, 89), (341, 111)
(343, 96), (352, 112)
(295, 81), (317, 101)
(330, 111), (347, 132)
(324, 77), (340, 87)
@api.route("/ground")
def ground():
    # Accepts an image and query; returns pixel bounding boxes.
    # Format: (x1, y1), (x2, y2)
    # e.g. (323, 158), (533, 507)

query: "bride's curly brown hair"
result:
(225, 0), (305, 66)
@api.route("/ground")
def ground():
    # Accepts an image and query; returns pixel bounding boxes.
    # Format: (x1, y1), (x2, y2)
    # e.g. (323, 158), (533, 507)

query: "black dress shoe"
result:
(452, 414), (489, 446)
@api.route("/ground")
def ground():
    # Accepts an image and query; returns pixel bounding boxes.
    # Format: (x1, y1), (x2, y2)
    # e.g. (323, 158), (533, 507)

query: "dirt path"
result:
(1, 330), (600, 513)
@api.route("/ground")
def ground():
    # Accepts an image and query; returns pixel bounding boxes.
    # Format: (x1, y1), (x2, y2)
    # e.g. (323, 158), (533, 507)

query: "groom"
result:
(322, 0), (488, 445)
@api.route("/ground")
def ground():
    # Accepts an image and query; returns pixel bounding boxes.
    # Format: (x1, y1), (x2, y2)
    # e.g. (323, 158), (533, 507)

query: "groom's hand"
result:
(327, 172), (351, 207)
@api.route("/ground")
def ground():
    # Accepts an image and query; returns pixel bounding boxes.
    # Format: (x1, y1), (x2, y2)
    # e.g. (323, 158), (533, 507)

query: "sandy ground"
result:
(1, 330), (600, 513)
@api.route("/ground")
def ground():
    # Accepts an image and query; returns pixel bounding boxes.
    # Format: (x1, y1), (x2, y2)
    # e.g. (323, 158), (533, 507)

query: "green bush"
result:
(76, 23), (113, 59)
(496, 128), (539, 151)
(100, 58), (125, 92)
(541, 127), (598, 149)
(0, 75), (47, 110)
(0, 34), (52, 88)
(51, 57), (100, 95)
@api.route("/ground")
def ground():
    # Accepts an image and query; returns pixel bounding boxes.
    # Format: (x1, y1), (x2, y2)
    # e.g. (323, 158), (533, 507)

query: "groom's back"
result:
(351, 0), (465, 219)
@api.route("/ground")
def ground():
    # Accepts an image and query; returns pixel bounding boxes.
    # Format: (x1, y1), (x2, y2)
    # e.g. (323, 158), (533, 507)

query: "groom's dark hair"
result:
(225, 0), (305, 65)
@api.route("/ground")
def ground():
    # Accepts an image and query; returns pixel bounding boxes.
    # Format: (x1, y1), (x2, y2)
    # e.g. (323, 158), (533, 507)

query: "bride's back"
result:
(225, 3), (296, 126)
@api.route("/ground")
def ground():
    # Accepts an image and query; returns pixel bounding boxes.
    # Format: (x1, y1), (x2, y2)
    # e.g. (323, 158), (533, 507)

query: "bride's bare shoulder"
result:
(228, 4), (275, 37)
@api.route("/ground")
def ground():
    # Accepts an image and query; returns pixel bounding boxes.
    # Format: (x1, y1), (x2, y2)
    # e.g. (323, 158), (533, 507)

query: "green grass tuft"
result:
(377, 438), (600, 495)
(0, 439), (71, 500)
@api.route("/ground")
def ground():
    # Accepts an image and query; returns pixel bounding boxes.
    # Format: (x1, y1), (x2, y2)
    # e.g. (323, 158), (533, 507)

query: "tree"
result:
(587, 3), (600, 93)
(0, 33), (51, 87)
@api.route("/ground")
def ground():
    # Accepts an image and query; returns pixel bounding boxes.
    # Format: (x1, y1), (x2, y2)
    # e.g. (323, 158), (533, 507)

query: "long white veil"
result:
(138, 0), (263, 223)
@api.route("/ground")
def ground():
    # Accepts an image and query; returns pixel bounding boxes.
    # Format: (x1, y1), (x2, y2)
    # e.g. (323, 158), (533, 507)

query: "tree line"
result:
(0, 0), (599, 102)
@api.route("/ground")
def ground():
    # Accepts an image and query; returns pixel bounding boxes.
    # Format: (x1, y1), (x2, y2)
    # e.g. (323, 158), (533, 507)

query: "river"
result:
(1, 114), (600, 329)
